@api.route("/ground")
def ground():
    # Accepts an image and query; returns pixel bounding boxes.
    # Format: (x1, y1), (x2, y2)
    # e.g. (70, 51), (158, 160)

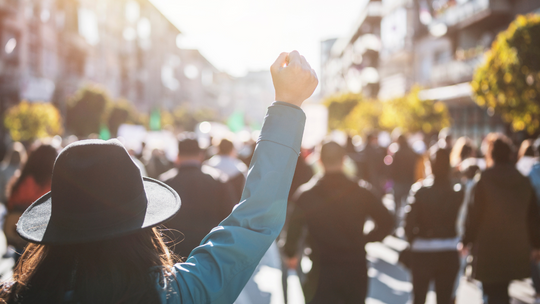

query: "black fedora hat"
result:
(17, 139), (181, 244)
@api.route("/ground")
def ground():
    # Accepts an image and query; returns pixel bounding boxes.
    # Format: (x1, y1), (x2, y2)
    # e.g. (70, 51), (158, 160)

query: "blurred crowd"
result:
(0, 126), (539, 304)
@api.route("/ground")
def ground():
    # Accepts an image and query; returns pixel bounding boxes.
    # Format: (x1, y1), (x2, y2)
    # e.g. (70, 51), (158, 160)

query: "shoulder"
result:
(201, 165), (229, 183)
(294, 175), (320, 201)
(160, 168), (178, 183)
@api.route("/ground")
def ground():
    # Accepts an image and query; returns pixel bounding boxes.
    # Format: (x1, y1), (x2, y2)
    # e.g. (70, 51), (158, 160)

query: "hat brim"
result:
(16, 177), (181, 244)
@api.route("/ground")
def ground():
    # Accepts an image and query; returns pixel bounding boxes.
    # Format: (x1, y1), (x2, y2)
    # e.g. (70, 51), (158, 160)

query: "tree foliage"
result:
(343, 99), (383, 133)
(379, 87), (450, 133)
(323, 93), (364, 130)
(4, 101), (63, 141)
(472, 14), (540, 134)
(325, 87), (450, 134)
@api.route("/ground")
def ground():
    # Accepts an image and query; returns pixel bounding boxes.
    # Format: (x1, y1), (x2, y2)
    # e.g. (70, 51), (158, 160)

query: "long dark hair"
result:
(0, 227), (178, 304)
(11, 144), (57, 195)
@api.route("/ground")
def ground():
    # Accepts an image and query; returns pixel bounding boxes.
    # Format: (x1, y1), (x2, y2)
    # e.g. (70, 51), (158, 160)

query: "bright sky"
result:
(150, 0), (367, 77)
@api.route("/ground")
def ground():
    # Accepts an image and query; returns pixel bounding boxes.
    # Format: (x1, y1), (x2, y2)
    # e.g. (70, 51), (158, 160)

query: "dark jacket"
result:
(405, 178), (464, 242)
(391, 146), (419, 185)
(352, 144), (386, 196)
(463, 164), (540, 283)
(284, 172), (393, 264)
(164, 163), (236, 258)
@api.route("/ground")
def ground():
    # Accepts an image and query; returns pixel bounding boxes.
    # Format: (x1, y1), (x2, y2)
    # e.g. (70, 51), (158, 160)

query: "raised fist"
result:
(270, 51), (318, 107)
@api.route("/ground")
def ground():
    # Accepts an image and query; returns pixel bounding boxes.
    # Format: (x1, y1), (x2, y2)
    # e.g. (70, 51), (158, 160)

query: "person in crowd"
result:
(280, 151), (314, 303)
(462, 133), (540, 304)
(436, 128), (453, 152)
(206, 138), (247, 201)
(128, 148), (148, 177)
(524, 139), (540, 304)
(516, 138), (537, 176)
(390, 134), (420, 229)
(0, 142), (26, 205)
(0, 50), (317, 304)
(162, 133), (236, 258)
(4, 144), (58, 263)
(354, 131), (386, 199)
(145, 148), (173, 179)
(404, 148), (464, 304)
(284, 141), (393, 304)
(449, 137), (474, 170)
(0, 142), (26, 233)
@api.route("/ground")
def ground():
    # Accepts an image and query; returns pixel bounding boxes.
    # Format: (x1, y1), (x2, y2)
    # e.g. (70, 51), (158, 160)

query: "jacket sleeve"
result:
(283, 199), (307, 258)
(164, 102), (305, 304)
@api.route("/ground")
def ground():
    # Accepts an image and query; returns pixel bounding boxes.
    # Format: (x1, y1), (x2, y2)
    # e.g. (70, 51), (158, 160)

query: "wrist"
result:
(273, 101), (302, 110)
(275, 95), (304, 107)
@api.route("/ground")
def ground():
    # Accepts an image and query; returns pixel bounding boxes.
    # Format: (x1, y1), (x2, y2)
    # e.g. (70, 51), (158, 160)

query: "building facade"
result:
(0, 0), (231, 123)
(322, 0), (540, 143)
(321, 0), (383, 99)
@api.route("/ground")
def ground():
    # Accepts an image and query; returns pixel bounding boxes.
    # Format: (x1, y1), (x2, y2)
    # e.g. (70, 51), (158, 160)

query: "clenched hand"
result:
(270, 51), (318, 107)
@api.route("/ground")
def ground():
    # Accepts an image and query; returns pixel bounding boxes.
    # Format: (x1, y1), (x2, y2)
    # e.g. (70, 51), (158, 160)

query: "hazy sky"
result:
(150, 0), (367, 77)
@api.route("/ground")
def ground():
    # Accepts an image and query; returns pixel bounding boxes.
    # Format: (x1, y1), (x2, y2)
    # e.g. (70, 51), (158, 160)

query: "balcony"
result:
(430, 0), (511, 30)
(331, 1), (383, 57)
(431, 52), (485, 86)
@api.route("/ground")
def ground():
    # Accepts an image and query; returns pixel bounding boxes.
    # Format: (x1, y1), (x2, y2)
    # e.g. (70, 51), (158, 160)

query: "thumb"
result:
(271, 52), (289, 73)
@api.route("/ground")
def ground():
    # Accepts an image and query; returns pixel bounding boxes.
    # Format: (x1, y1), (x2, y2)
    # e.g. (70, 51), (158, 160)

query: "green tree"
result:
(343, 99), (383, 134)
(325, 88), (450, 135)
(4, 101), (63, 142)
(472, 14), (540, 133)
(380, 87), (451, 133)
(67, 86), (110, 137)
(323, 93), (364, 130)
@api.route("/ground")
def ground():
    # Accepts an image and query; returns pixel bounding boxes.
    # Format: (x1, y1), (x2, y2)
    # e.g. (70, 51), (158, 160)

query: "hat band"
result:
(51, 191), (148, 231)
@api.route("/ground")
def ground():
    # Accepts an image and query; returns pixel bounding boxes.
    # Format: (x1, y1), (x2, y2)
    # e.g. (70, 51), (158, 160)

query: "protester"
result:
(145, 148), (173, 179)
(354, 131), (386, 198)
(0, 51), (317, 304)
(0, 142), (26, 205)
(449, 137), (474, 169)
(516, 139), (537, 176)
(279, 151), (314, 303)
(284, 141), (393, 304)
(404, 147), (464, 304)
(524, 139), (540, 304)
(462, 133), (540, 304)
(389, 134), (420, 229)
(4, 143), (58, 263)
(161, 133), (236, 258)
(205, 138), (247, 201)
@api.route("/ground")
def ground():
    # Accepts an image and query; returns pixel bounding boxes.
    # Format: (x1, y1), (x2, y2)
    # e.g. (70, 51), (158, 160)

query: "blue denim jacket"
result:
(155, 102), (305, 304)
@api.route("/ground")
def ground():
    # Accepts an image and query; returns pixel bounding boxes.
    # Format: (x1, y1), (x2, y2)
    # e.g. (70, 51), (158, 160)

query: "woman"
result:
(0, 142), (26, 205)
(516, 138), (537, 176)
(7, 144), (57, 212)
(462, 133), (540, 304)
(4, 143), (58, 260)
(0, 51), (318, 304)
(404, 147), (464, 304)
